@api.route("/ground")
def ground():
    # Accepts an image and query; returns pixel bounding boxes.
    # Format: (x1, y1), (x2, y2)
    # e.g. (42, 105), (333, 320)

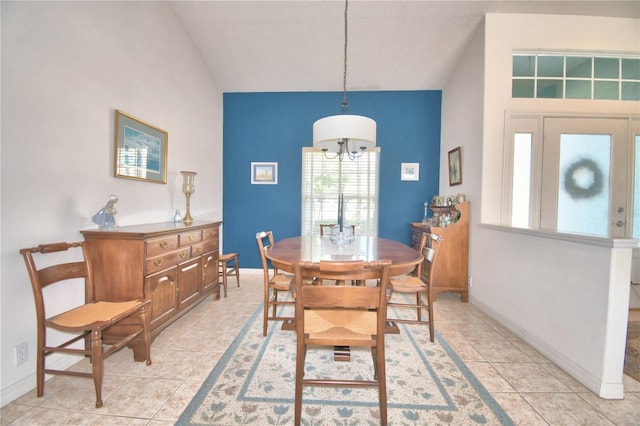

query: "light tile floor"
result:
(2, 273), (640, 425)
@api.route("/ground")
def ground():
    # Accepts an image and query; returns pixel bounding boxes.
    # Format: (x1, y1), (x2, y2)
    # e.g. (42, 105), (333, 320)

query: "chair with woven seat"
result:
(218, 252), (239, 297)
(292, 259), (392, 426)
(20, 241), (152, 408)
(256, 231), (296, 336)
(387, 232), (442, 342)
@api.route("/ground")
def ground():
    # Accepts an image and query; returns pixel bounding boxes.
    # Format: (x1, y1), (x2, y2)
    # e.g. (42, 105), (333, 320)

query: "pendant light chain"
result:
(341, 0), (349, 113)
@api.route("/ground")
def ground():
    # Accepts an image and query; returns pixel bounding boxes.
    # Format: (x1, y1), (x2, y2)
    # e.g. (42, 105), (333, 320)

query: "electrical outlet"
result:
(15, 342), (28, 366)
(468, 276), (473, 287)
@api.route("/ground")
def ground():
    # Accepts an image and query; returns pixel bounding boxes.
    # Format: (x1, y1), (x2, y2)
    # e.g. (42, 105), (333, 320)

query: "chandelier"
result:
(312, 0), (376, 161)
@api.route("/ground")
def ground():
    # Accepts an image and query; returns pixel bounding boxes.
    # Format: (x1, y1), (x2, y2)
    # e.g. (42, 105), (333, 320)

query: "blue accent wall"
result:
(223, 91), (441, 268)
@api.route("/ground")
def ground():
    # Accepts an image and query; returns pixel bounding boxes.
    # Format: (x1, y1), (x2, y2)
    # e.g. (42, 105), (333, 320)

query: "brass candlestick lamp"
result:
(180, 171), (196, 225)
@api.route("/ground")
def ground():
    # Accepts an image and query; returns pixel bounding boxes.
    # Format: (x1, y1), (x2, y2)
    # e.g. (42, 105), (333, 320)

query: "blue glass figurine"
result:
(92, 194), (118, 230)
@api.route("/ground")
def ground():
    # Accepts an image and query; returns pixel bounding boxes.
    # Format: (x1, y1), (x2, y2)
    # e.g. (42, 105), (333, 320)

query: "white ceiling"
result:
(169, 1), (640, 93)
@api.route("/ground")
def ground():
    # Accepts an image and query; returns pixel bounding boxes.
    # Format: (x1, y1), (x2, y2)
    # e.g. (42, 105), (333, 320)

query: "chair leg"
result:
(221, 263), (228, 298)
(36, 330), (45, 397)
(371, 347), (379, 380)
(234, 256), (240, 287)
(377, 341), (388, 426)
(140, 304), (152, 366)
(427, 291), (435, 343)
(271, 290), (278, 317)
(90, 330), (104, 408)
(294, 340), (306, 426)
(263, 287), (269, 337)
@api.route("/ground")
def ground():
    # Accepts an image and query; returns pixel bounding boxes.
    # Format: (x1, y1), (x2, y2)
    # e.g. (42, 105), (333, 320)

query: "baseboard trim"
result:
(1, 355), (82, 407)
(472, 298), (624, 399)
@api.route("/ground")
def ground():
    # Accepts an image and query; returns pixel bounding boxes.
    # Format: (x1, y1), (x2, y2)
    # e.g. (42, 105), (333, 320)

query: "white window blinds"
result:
(301, 147), (380, 237)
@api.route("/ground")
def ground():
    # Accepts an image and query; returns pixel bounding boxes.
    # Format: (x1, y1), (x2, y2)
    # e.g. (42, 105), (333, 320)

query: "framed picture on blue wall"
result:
(114, 110), (168, 184)
(401, 163), (420, 181)
(251, 162), (278, 184)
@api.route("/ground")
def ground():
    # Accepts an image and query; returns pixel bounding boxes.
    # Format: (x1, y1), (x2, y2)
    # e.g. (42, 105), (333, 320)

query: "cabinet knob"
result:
(196, 246), (202, 253)
(154, 259), (162, 266)
(159, 241), (168, 248)
(180, 251), (187, 258)
(189, 235), (194, 241)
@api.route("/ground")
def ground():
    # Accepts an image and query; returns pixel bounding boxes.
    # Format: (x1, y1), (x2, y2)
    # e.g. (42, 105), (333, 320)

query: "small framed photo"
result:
(448, 146), (462, 186)
(114, 110), (168, 184)
(401, 163), (420, 181)
(251, 162), (278, 184)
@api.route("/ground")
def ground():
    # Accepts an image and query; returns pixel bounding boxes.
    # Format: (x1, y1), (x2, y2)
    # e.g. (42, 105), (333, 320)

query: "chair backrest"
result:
(256, 230), (278, 283)
(319, 224), (356, 236)
(293, 259), (392, 333)
(20, 242), (94, 324)
(410, 232), (431, 277)
(421, 233), (443, 284)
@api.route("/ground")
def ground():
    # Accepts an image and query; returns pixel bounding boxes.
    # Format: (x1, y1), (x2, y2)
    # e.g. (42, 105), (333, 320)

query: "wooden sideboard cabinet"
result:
(81, 221), (221, 360)
(410, 201), (469, 302)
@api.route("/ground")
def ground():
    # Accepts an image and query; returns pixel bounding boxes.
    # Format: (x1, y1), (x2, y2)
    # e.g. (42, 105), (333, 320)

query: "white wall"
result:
(441, 13), (639, 398)
(440, 19), (485, 274)
(1, 1), (223, 405)
(482, 14), (640, 224)
(476, 227), (634, 398)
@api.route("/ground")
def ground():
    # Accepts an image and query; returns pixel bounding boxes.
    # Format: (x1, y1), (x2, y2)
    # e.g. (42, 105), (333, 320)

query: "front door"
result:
(541, 117), (631, 237)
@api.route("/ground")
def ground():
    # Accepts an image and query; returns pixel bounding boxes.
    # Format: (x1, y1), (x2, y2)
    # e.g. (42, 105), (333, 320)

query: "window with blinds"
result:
(301, 147), (380, 237)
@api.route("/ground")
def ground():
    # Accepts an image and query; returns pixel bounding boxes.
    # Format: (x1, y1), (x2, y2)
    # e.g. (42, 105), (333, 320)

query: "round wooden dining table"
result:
(265, 235), (423, 276)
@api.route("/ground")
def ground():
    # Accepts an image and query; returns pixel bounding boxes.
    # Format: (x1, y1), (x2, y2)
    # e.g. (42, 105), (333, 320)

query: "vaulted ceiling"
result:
(169, 1), (639, 93)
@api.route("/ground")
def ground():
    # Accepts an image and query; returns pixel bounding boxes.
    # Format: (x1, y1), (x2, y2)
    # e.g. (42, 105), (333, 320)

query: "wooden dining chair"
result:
(387, 232), (443, 342)
(20, 241), (152, 408)
(292, 259), (392, 426)
(256, 231), (296, 336)
(319, 223), (355, 236)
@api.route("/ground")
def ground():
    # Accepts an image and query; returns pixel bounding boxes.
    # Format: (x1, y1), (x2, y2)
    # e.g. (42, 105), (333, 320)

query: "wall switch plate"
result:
(15, 342), (28, 366)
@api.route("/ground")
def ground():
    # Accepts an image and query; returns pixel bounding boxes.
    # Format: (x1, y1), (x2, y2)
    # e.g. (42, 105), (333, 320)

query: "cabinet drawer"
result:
(192, 239), (217, 257)
(179, 230), (202, 247)
(202, 226), (218, 241)
(145, 248), (190, 275)
(146, 235), (179, 258)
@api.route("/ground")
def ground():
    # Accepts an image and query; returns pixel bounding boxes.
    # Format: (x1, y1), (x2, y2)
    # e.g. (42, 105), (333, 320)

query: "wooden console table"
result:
(81, 221), (221, 360)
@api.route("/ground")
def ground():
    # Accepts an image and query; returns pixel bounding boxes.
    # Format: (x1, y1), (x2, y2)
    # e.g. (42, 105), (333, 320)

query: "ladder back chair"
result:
(292, 259), (392, 426)
(387, 232), (443, 342)
(256, 231), (295, 336)
(20, 241), (152, 408)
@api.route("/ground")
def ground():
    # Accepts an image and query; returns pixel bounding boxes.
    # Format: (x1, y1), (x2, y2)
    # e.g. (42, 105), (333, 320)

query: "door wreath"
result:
(563, 158), (603, 199)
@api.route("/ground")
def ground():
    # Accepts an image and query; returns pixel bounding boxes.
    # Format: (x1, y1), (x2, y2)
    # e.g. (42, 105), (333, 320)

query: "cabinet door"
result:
(178, 257), (202, 310)
(201, 251), (219, 296)
(145, 267), (178, 328)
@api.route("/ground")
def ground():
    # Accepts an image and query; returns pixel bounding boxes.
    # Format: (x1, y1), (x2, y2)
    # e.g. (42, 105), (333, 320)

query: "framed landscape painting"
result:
(114, 110), (168, 184)
(251, 162), (278, 184)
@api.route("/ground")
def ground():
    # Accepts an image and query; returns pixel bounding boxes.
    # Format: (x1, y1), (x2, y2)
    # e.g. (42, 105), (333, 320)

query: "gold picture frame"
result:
(448, 146), (462, 186)
(114, 110), (168, 184)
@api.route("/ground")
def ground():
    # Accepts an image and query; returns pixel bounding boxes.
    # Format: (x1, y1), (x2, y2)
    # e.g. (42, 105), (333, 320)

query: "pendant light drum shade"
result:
(313, 114), (376, 153)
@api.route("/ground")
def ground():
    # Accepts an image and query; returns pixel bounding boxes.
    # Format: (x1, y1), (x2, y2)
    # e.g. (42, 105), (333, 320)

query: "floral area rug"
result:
(177, 299), (514, 425)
